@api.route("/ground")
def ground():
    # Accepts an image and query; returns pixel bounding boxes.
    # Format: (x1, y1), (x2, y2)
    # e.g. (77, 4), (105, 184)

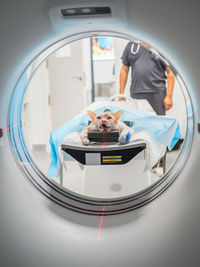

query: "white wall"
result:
(81, 39), (93, 106)
(23, 39), (92, 151)
(48, 39), (91, 130)
(23, 62), (51, 150)
(114, 37), (131, 95)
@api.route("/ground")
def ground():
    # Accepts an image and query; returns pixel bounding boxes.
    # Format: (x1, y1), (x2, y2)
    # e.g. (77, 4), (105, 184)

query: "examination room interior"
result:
(23, 35), (187, 198)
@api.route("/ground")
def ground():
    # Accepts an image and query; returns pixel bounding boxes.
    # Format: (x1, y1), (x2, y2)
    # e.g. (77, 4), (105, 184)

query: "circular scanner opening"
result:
(9, 31), (193, 215)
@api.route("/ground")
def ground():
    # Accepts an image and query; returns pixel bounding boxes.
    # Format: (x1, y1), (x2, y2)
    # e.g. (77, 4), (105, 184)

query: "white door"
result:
(48, 39), (92, 130)
(23, 62), (52, 151)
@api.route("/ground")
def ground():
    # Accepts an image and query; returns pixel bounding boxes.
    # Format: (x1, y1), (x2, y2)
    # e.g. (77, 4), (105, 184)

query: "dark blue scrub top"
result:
(121, 42), (167, 96)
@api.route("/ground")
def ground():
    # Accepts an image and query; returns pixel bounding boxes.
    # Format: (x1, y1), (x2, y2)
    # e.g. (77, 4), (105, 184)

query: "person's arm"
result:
(163, 66), (175, 110)
(119, 64), (129, 101)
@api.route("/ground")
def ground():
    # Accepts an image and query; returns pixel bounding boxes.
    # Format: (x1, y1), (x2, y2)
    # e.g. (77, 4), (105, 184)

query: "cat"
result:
(80, 109), (134, 145)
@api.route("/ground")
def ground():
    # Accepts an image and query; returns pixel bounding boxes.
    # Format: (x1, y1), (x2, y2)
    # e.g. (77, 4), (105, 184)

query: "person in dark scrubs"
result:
(119, 42), (175, 115)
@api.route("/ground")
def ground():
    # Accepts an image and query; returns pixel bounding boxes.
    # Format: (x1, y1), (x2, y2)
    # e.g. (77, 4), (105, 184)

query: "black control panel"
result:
(61, 7), (111, 17)
(61, 143), (146, 165)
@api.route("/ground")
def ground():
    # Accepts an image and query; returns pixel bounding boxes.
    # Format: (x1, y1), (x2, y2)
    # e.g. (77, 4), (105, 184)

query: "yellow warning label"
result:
(102, 155), (122, 159)
(102, 159), (122, 162)
(102, 155), (122, 162)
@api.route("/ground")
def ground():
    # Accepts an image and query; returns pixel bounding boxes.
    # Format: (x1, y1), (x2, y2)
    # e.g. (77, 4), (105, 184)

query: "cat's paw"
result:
(119, 132), (131, 145)
(82, 138), (90, 146)
(119, 134), (126, 144)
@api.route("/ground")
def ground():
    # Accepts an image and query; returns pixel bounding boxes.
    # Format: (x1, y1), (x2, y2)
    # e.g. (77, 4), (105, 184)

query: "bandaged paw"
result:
(119, 131), (131, 144)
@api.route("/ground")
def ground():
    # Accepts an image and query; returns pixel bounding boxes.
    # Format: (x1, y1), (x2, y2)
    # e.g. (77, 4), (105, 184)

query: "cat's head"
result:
(87, 109), (123, 132)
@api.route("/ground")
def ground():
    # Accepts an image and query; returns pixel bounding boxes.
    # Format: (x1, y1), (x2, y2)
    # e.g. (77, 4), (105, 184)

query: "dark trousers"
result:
(132, 92), (166, 115)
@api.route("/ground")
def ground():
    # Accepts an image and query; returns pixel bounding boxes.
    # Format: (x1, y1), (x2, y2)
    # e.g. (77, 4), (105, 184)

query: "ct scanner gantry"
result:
(0, 1), (200, 267)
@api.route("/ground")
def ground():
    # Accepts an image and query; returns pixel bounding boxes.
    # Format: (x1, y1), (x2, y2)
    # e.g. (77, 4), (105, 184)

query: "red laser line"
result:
(102, 141), (106, 149)
(97, 206), (106, 244)
(0, 123), (21, 133)
(101, 129), (106, 149)
(1, 127), (10, 132)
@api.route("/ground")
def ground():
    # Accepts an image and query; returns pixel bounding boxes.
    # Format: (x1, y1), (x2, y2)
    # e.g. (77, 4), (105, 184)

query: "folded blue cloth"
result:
(48, 105), (181, 177)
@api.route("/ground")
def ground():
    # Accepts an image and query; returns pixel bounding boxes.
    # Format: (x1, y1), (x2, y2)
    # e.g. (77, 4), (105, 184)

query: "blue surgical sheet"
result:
(48, 105), (181, 177)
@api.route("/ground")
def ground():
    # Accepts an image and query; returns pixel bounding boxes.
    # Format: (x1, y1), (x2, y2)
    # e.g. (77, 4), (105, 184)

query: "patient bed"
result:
(48, 95), (181, 197)
(59, 139), (150, 197)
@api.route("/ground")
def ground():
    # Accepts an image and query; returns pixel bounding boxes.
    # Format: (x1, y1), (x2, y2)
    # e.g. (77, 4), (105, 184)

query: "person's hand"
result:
(118, 97), (126, 101)
(163, 95), (173, 110)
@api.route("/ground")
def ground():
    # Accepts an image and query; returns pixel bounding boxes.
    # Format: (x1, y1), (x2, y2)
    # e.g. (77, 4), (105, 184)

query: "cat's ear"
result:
(113, 110), (123, 121)
(87, 110), (96, 121)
